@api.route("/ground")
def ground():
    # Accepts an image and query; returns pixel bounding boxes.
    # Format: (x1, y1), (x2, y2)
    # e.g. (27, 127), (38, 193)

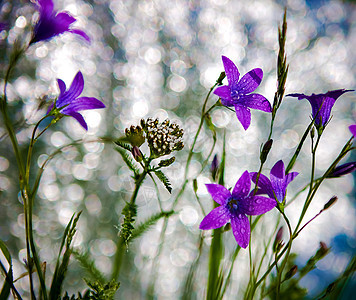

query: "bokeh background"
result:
(0, 0), (355, 298)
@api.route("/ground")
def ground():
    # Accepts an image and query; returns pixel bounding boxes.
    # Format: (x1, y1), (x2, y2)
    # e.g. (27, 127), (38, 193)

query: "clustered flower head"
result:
(287, 89), (354, 130)
(350, 125), (356, 137)
(140, 118), (184, 158)
(47, 71), (105, 130)
(214, 56), (272, 130)
(200, 171), (276, 248)
(30, 0), (90, 44)
(250, 160), (298, 203)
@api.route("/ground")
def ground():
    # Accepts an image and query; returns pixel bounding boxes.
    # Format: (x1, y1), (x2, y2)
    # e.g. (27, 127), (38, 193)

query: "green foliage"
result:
(115, 139), (133, 152)
(131, 210), (175, 241)
(158, 156), (175, 167)
(85, 279), (120, 300)
(0, 240), (13, 299)
(266, 254), (307, 299)
(62, 290), (91, 300)
(206, 136), (226, 300)
(62, 280), (120, 300)
(73, 251), (106, 284)
(50, 212), (82, 300)
(153, 170), (172, 193)
(181, 236), (204, 300)
(317, 257), (356, 299)
(121, 202), (138, 245)
(115, 146), (140, 176)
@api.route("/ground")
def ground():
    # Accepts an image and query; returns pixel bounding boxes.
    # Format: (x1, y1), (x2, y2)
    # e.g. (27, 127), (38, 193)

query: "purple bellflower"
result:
(287, 90), (353, 129)
(30, 0), (90, 44)
(250, 160), (298, 203)
(213, 56), (272, 130)
(48, 71), (105, 130)
(200, 171), (276, 248)
(349, 125), (356, 137)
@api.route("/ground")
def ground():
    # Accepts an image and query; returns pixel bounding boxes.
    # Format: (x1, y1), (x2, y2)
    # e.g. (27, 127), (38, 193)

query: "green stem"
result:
(275, 211), (292, 299)
(293, 133), (321, 235)
(0, 260), (23, 300)
(111, 169), (147, 280)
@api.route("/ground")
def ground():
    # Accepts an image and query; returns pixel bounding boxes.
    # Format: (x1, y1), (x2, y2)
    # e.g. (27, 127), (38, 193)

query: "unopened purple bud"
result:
(328, 162), (356, 178)
(273, 226), (284, 252)
(132, 146), (143, 162)
(284, 265), (298, 280)
(323, 196), (338, 211)
(211, 154), (219, 181)
(316, 241), (329, 259)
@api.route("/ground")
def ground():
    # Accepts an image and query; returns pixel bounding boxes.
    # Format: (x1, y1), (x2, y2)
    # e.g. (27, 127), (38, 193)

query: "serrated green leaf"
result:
(73, 250), (106, 284)
(154, 170), (172, 193)
(158, 156), (175, 167)
(115, 147), (140, 176)
(115, 139), (133, 151)
(131, 211), (174, 240)
(85, 279), (120, 300)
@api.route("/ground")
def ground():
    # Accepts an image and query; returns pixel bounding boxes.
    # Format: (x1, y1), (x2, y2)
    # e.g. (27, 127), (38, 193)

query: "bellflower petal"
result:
(350, 125), (356, 137)
(287, 89), (353, 127)
(31, 0), (90, 44)
(251, 160), (298, 203)
(234, 105), (251, 130)
(250, 172), (274, 197)
(214, 56), (271, 130)
(236, 68), (263, 94)
(214, 86), (234, 106)
(222, 56), (240, 89)
(285, 172), (299, 186)
(68, 112), (88, 130)
(205, 184), (231, 206)
(48, 71), (105, 130)
(199, 206), (230, 230)
(240, 94), (272, 112)
(61, 97), (105, 114)
(231, 213), (250, 248)
(239, 196), (276, 215)
(57, 79), (66, 94)
(232, 170), (251, 199)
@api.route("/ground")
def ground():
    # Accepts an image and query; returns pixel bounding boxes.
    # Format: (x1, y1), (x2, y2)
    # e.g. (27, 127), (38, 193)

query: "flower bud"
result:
(131, 146), (143, 162)
(323, 196), (337, 211)
(316, 241), (329, 259)
(211, 154), (219, 181)
(273, 226), (284, 253)
(284, 265), (298, 281)
(193, 179), (198, 193)
(327, 162), (356, 178)
(260, 139), (273, 163)
(216, 72), (226, 85)
(311, 127), (315, 139)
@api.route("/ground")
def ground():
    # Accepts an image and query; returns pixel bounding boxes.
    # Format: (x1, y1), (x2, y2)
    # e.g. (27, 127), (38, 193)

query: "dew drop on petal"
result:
(255, 199), (262, 204)
(240, 228), (245, 233)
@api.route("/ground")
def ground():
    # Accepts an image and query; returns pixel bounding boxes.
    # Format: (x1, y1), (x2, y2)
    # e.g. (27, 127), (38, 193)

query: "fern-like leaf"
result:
(131, 210), (174, 240)
(153, 170), (172, 193)
(115, 147), (140, 176)
(115, 139), (132, 151)
(73, 250), (106, 284)
(85, 279), (120, 300)
(121, 202), (138, 245)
